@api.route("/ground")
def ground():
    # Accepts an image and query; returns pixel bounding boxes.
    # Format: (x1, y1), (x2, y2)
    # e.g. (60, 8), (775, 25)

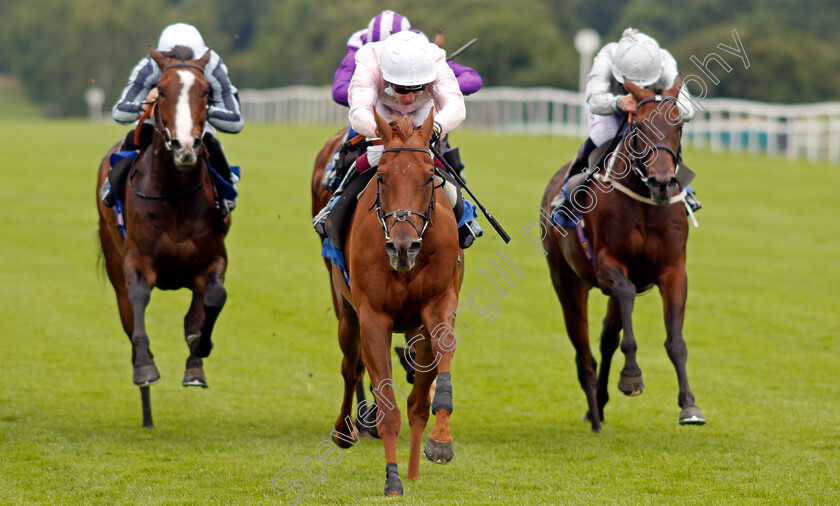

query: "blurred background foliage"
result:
(1, 0), (838, 116)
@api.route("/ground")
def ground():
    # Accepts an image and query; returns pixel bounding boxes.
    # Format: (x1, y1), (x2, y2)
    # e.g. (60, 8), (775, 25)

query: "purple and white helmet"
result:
(366, 10), (411, 44)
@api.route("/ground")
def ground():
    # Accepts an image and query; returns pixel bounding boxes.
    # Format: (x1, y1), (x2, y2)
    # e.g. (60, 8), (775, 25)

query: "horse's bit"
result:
(370, 146), (441, 242)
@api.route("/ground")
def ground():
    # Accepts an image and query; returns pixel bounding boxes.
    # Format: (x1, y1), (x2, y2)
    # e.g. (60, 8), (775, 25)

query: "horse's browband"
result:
(162, 63), (205, 73)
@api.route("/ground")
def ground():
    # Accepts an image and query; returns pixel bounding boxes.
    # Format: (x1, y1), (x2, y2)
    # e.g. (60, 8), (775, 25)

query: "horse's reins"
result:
(370, 146), (440, 242)
(593, 93), (697, 225)
(128, 62), (210, 201)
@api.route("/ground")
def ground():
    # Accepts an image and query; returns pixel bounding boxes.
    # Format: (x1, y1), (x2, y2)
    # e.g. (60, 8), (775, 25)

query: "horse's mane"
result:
(162, 45), (196, 62)
(391, 116), (419, 142)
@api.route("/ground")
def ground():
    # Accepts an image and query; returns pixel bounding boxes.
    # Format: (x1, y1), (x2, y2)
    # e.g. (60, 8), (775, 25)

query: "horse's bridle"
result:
(625, 94), (683, 185)
(370, 146), (440, 242)
(151, 63), (208, 152)
(128, 63), (209, 200)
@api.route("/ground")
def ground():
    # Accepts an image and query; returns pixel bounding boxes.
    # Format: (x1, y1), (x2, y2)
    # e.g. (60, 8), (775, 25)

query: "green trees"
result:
(0, 0), (836, 116)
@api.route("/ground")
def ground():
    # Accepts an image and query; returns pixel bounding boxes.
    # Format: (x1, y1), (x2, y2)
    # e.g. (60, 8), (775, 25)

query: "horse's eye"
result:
(426, 175), (434, 186)
(204, 87), (211, 97)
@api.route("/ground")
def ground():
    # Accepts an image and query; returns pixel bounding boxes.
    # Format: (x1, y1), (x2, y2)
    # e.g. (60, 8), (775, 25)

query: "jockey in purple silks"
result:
(100, 23), (242, 217)
(331, 10), (483, 107)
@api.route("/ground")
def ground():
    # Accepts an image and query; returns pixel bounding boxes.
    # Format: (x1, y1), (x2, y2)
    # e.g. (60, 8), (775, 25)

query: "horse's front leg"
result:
(659, 265), (705, 425)
(185, 259), (227, 387)
(183, 281), (207, 387)
(358, 306), (402, 497)
(125, 265), (159, 387)
(420, 291), (458, 464)
(597, 258), (644, 396)
(404, 326), (437, 479)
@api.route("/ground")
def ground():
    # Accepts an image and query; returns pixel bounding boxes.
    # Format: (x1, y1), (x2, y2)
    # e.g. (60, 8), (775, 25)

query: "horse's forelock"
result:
(392, 116), (419, 142)
(162, 45), (195, 62)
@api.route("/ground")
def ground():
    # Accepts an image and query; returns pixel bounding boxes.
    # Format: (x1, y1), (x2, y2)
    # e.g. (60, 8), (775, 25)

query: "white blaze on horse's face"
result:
(173, 69), (198, 168)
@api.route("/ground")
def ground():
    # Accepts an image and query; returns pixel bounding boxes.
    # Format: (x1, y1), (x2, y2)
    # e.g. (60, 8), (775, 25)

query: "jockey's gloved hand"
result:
(431, 121), (442, 143)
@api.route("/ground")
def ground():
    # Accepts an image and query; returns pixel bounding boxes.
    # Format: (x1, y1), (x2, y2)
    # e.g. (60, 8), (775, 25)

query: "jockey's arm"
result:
(332, 49), (358, 107)
(204, 52), (244, 133)
(430, 47), (466, 135)
(659, 49), (696, 122)
(448, 61), (483, 96)
(113, 56), (161, 124)
(347, 44), (383, 138)
(585, 43), (623, 116)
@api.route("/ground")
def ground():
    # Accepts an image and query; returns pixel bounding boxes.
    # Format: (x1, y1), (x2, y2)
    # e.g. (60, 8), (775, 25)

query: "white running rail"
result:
(239, 86), (840, 163)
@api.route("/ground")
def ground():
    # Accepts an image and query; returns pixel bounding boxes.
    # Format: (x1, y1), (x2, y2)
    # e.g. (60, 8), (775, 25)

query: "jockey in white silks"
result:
(551, 27), (701, 216)
(314, 31), (483, 249)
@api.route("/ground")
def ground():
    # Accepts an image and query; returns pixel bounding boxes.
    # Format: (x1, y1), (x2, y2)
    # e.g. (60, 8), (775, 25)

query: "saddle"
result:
(567, 133), (696, 196)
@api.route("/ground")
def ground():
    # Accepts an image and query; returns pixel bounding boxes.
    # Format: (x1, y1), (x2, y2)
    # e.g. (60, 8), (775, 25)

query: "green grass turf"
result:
(1, 118), (838, 504)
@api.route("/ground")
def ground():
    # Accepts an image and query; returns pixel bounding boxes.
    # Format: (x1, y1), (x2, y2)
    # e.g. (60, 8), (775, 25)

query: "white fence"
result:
(239, 86), (840, 164)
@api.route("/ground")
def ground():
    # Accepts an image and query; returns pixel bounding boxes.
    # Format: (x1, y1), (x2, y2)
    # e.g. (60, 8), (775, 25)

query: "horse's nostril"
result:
(193, 138), (202, 150)
(170, 139), (182, 150)
(408, 241), (422, 258)
(385, 242), (397, 257)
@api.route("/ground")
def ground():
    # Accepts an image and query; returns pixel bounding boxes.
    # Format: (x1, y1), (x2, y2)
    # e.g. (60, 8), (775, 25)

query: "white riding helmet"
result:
(612, 28), (662, 87)
(380, 31), (437, 87)
(157, 23), (208, 59)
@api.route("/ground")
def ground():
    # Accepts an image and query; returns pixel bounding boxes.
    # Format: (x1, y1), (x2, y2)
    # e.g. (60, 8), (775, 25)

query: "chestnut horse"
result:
(320, 111), (463, 496)
(540, 77), (705, 432)
(96, 48), (229, 427)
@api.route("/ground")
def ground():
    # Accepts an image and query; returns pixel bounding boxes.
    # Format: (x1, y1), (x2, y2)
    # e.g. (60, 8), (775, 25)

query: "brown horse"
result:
(541, 77), (705, 432)
(320, 111), (463, 496)
(97, 48), (228, 428)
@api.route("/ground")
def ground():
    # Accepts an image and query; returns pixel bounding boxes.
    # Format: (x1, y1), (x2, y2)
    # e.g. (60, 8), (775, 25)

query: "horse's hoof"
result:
(423, 438), (455, 464)
(581, 411), (602, 433)
(618, 373), (644, 396)
(355, 418), (379, 439)
(133, 363), (160, 386)
(384, 463), (403, 497)
(182, 367), (208, 388)
(679, 406), (706, 425)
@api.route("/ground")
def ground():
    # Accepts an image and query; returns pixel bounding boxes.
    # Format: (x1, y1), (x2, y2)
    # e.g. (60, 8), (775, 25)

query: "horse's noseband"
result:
(371, 146), (439, 242)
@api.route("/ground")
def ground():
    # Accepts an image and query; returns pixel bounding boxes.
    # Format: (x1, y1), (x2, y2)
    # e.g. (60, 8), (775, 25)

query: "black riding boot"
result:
(550, 137), (597, 215)
(100, 124), (155, 207)
(202, 133), (236, 216)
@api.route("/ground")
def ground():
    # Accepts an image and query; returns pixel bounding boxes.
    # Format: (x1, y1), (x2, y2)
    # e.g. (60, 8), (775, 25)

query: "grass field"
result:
(1, 115), (838, 505)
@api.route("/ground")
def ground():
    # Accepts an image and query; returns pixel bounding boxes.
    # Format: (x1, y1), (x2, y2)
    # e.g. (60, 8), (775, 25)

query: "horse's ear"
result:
(433, 30), (445, 49)
(150, 46), (168, 71)
(623, 79), (644, 98)
(195, 49), (211, 69)
(374, 109), (392, 143)
(420, 109), (435, 143)
(667, 74), (684, 97)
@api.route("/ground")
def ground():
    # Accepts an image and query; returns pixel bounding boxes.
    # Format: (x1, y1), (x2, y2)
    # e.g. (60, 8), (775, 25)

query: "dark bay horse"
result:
(97, 48), (229, 427)
(322, 112), (463, 496)
(541, 77), (705, 432)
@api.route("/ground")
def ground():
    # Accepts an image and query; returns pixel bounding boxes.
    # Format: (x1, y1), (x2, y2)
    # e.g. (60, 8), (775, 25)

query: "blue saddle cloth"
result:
(106, 151), (240, 240)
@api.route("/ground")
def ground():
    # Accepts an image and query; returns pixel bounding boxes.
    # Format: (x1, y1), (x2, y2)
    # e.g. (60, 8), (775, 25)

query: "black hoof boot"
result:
(384, 463), (403, 496)
(431, 372), (453, 415)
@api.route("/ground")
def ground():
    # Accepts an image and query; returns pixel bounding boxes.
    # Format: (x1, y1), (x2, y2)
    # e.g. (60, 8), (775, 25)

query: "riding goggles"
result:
(388, 82), (427, 95)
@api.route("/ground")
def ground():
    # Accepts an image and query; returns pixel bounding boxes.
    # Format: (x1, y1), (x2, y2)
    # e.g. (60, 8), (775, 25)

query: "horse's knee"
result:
(612, 277), (635, 301)
(204, 282), (226, 308)
(127, 279), (151, 307)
